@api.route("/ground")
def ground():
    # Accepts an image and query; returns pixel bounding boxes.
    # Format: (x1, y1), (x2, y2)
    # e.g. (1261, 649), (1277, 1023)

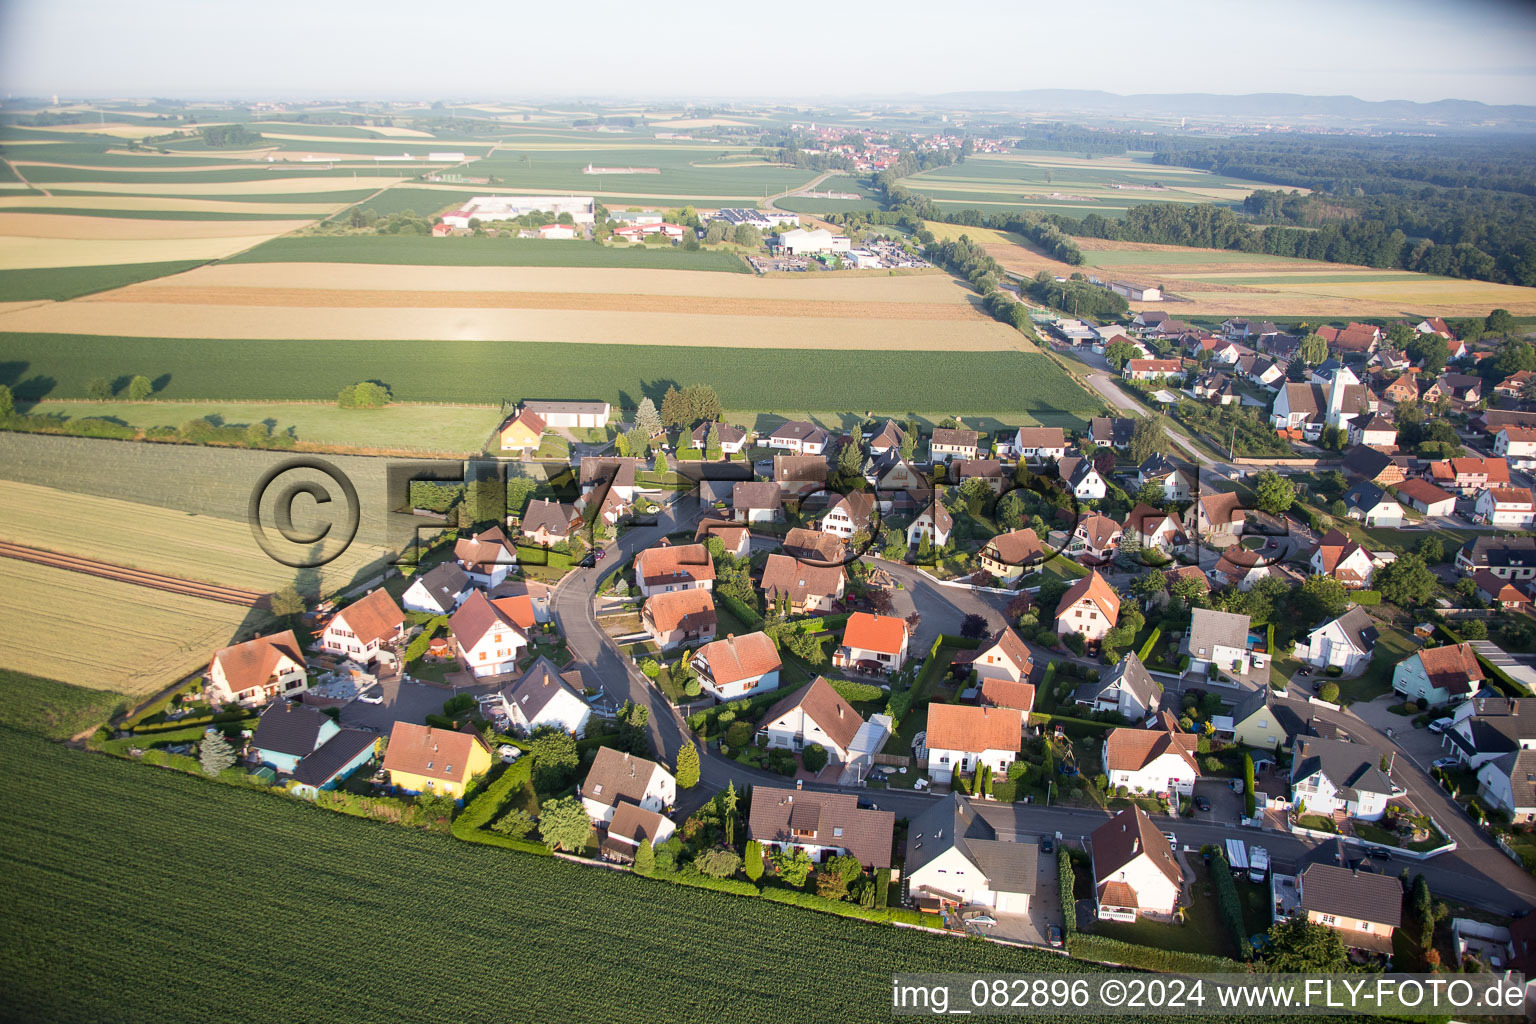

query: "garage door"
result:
(994, 891), (1030, 914)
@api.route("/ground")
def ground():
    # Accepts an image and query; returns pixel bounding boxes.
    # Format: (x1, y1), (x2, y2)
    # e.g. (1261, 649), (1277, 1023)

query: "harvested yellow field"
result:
(0, 195), (345, 216)
(651, 117), (754, 128)
(365, 126), (438, 138)
(0, 232), (295, 270)
(12, 122), (168, 140)
(125, 260), (971, 302)
(0, 479), (392, 595)
(0, 557), (262, 695)
(11, 160), (272, 174)
(41, 177), (405, 196)
(410, 182), (772, 202)
(0, 213), (312, 240)
(0, 300), (1019, 349)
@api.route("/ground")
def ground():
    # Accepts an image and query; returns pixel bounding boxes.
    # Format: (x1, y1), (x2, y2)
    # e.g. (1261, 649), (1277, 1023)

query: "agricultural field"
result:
(0, 726), (1094, 1024)
(0, 558), (263, 695)
(775, 175), (882, 215)
(20, 400), (505, 455)
(0, 480), (394, 595)
(0, 260), (206, 301)
(465, 146), (820, 203)
(900, 153), (1265, 218)
(0, 669), (128, 740)
(224, 234), (752, 271)
(928, 223), (1536, 318)
(0, 334), (1099, 425)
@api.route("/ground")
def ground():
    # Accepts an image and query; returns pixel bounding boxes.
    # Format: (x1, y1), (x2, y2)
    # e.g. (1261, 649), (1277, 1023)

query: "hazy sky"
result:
(3, 0), (1535, 105)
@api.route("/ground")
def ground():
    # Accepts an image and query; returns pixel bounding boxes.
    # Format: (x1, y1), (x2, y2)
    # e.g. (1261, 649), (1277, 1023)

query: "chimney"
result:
(1132, 838), (1139, 853)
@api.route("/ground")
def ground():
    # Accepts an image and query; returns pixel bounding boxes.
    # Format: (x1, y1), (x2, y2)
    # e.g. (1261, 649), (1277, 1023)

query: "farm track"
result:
(0, 540), (269, 608)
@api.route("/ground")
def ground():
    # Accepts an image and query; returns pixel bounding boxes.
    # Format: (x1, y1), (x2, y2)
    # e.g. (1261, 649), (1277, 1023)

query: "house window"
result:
(1320, 914), (1336, 925)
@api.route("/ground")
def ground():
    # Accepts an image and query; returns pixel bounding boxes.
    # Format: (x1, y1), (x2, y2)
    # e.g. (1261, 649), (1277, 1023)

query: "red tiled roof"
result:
(1056, 570), (1120, 622)
(842, 612), (907, 655)
(926, 704), (1022, 754)
(697, 631), (782, 685)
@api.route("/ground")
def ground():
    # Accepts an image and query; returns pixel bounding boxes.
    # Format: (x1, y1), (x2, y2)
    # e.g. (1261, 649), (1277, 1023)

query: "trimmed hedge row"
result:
(451, 758), (552, 857)
(1136, 627), (1162, 664)
(717, 590), (765, 631)
(1059, 849), (1078, 937)
(1207, 851), (1253, 960)
(829, 679), (884, 703)
(761, 887), (938, 927)
(1066, 934), (1249, 974)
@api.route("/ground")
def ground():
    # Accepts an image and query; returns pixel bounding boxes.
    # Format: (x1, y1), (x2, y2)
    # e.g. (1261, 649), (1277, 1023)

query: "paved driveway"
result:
(1191, 777), (1243, 826)
(1350, 695), (1444, 767)
(338, 675), (478, 731)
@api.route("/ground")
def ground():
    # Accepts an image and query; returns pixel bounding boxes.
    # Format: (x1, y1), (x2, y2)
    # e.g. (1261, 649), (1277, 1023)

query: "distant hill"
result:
(925, 89), (1536, 128)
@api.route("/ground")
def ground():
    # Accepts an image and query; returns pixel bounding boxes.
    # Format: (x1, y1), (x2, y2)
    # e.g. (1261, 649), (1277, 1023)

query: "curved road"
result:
(548, 483), (1536, 916)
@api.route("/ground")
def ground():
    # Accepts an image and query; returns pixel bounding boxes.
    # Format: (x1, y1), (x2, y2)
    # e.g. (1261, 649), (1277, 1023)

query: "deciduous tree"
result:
(127, 374), (153, 401)
(1253, 471), (1295, 515)
(537, 796), (594, 853)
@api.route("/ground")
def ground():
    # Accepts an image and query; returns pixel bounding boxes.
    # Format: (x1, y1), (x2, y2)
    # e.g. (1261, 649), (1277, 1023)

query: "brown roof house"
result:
(692, 631), (782, 701)
(782, 527), (843, 564)
(320, 589), (406, 667)
(756, 677), (867, 764)
(774, 454), (830, 502)
(1054, 570), (1121, 644)
(923, 704), (1022, 786)
(207, 630), (308, 707)
(958, 626), (1034, 686)
(1296, 839), (1402, 955)
(1391, 641), (1487, 708)
(450, 590), (529, 678)
(760, 553), (845, 615)
(732, 480), (783, 524)
(979, 529), (1044, 582)
(520, 499), (582, 547)
(641, 589), (717, 651)
(495, 657), (592, 736)
(1091, 806), (1183, 921)
(693, 518), (751, 560)
(930, 426), (980, 463)
(579, 747), (677, 826)
(633, 540), (715, 599)
(454, 525), (520, 588)
(748, 786), (894, 870)
(1068, 514), (1122, 565)
(1104, 714), (1201, 799)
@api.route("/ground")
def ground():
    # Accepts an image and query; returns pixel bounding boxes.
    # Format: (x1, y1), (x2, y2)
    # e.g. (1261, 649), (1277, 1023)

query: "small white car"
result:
(497, 745), (520, 764)
(968, 915), (998, 927)
(1428, 718), (1453, 734)
(356, 689), (384, 705)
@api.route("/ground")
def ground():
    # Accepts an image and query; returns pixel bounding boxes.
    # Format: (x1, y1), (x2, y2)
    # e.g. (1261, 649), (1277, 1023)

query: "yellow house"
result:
(381, 722), (492, 799)
(499, 409), (546, 455)
(1229, 689), (1300, 751)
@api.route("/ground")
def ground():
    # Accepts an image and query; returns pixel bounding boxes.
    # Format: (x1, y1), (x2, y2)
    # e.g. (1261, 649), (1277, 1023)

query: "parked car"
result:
(1040, 836), (1054, 855)
(1048, 925), (1064, 948)
(1297, 667), (1312, 677)
(1162, 831), (1178, 848)
(577, 553), (597, 568)
(968, 914), (997, 927)
(1428, 717), (1453, 734)
(356, 688), (384, 705)
(1432, 756), (1459, 770)
(1059, 763), (1079, 776)
(594, 548), (606, 560)
(857, 798), (880, 811)
(1364, 845), (1394, 860)
(1194, 795), (1211, 812)
(497, 744), (520, 764)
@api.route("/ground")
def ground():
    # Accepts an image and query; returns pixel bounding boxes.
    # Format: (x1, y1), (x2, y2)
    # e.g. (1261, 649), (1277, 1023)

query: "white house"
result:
(747, 787), (894, 870)
(1074, 653), (1160, 719)
(633, 541), (715, 598)
(1291, 737), (1394, 821)
(732, 481), (782, 523)
(766, 420), (830, 455)
(1347, 413), (1398, 449)
(962, 627), (1033, 685)
(600, 803), (677, 865)
(1054, 570), (1120, 643)
(929, 427), (979, 463)
(580, 747), (676, 825)
(521, 400), (610, 429)
(1013, 427), (1067, 463)
(1104, 714), (1201, 799)
(453, 526), (520, 588)
(692, 631), (782, 701)
(1134, 455), (1194, 502)
(906, 793), (1038, 914)
(1392, 642), (1485, 708)
(401, 562), (471, 616)
(1091, 807), (1183, 921)
(1475, 486), (1536, 528)
(1058, 456), (1107, 501)
(1292, 606), (1379, 676)
(831, 612), (910, 675)
(206, 630), (308, 707)
(1477, 750), (1536, 824)
(498, 658), (591, 736)
(1342, 481), (1404, 527)
(821, 492), (877, 539)
(1393, 478), (1457, 518)
(756, 677), (863, 764)
(1309, 529), (1378, 589)
(450, 590), (529, 678)
(907, 500), (953, 548)
(923, 703), (1021, 785)
(321, 589), (407, 666)
(1495, 427), (1536, 470)
(778, 227), (850, 255)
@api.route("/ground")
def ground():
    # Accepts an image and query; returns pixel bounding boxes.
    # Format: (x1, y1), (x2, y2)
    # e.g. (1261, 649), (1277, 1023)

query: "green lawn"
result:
(1, 724), (1097, 1024)
(0, 669), (129, 740)
(0, 334), (1100, 425)
(22, 400), (503, 454)
(0, 261), (208, 302)
(1296, 813), (1337, 833)
(1338, 623), (1415, 704)
(228, 235), (751, 272)
(1090, 863), (1237, 958)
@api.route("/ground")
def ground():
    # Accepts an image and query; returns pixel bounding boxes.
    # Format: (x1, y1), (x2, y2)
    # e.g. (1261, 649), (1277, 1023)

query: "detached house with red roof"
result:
(633, 541), (715, 599)
(832, 612), (910, 674)
(979, 529), (1043, 581)
(1393, 642), (1487, 708)
(451, 590), (528, 678)
(1105, 713), (1201, 799)
(1091, 807), (1183, 921)
(1068, 514), (1122, 564)
(760, 553), (845, 615)
(1429, 457), (1511, 495)
(1393, 478), (1456, 517)
(1055, 570), (1121, 643)
(454, 526), (519, 588)
(642, 589), (718, 650)
(1122, 502), (1186, 555)
(207, 630), (308, 707)
(321, 589), (406, 666)
(497, 407), (545, 456)
(1475, 571), (1531, 610)
(693, 631), (782, 700)
(1308, 529), (1377, 589)
(924, 704), (1022, 785)
(1319, 322), (1381, 354)
(1475, 486), (1536, 528)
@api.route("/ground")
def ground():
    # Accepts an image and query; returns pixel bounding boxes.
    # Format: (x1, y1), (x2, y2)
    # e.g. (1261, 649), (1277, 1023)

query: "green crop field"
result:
(0, 260), (208, 302)
(341, 186), (482, 219)
(0, 725), (1076, 1023)
(22, 399), (505, 454)
(42, 189), (380, 205)
(0, 670), (127, 740)
(228, 235), (750, 271)
(0, 335), (1101, 425)
(0, 206), (320, 221)
(468, 146), (818, 198)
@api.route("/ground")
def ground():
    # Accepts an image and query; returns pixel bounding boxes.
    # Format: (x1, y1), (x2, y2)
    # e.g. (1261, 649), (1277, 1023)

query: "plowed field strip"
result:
(0, 540), (268, 607)
(82, 285), (987, 320)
